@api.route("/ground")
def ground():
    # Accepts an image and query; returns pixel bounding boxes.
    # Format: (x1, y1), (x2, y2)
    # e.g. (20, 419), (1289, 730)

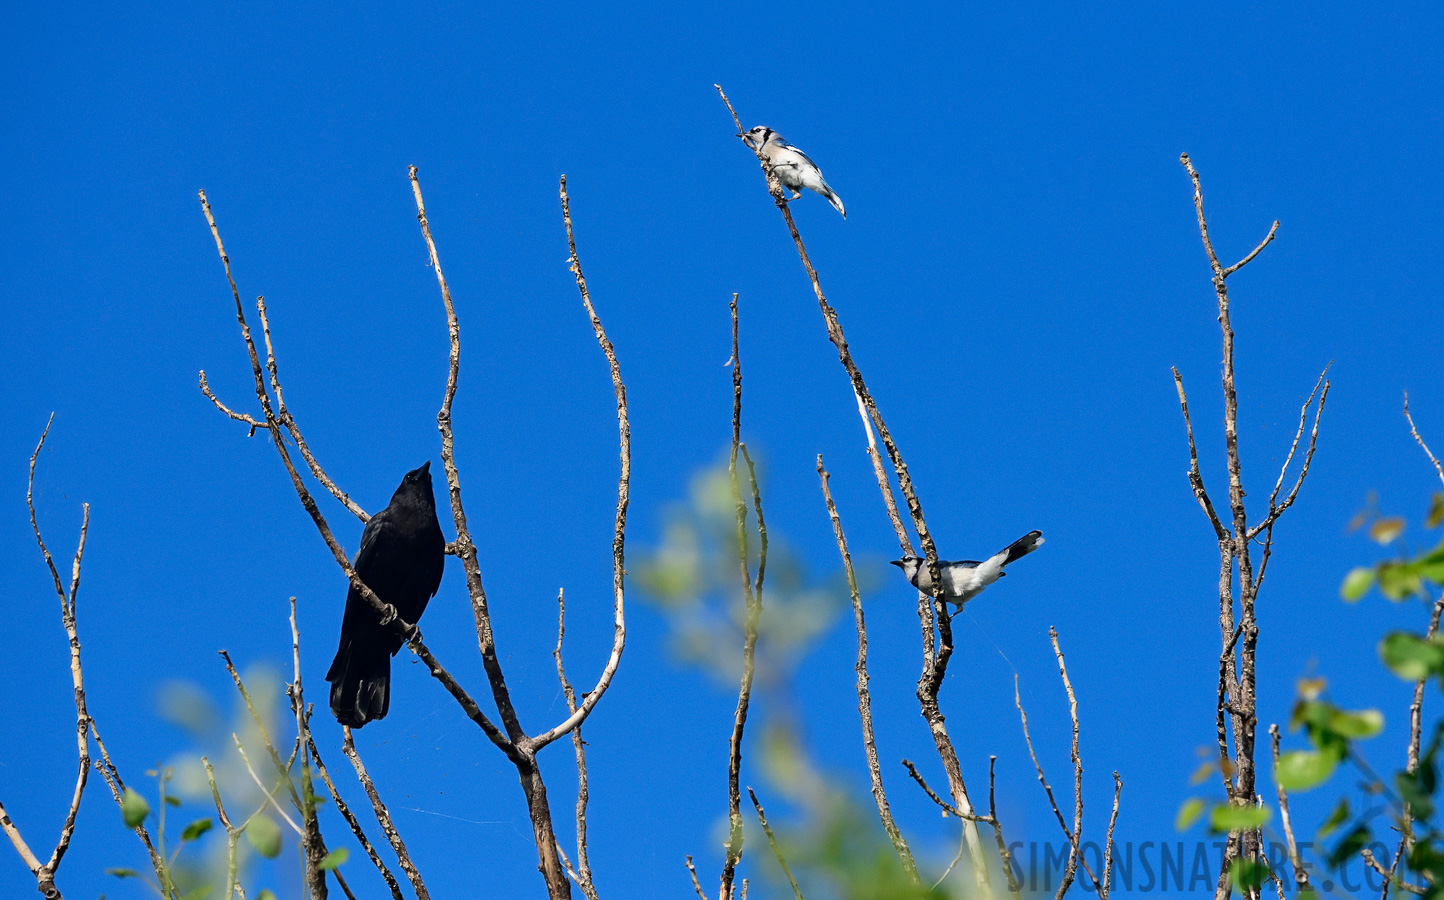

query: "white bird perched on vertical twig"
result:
(890, 531), (1044, 608)
(742, 126), (846, 218)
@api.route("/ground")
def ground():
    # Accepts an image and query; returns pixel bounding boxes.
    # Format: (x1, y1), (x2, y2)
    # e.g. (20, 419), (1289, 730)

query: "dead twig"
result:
(747, 789), (803, 900)
(1404, 393), (1444, 489)
(342, 728), (431, 900)
(553, 589), (599, 900)
(817, 456), (917, 882)
(719, 294), (765, 900)
(3, 417), (98, 900)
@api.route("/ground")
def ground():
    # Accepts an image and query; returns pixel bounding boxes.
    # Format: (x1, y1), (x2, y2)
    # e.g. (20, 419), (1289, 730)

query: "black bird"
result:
(326, 462), (445, 728)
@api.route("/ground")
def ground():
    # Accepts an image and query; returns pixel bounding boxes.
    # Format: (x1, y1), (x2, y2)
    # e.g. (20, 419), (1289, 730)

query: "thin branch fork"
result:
(1176, 155), (1317, 892)
(3, 417), (97, 900)
(529, 175), (632, 752)
(197, 191), (507, 753)
(715, 82), (991, 897)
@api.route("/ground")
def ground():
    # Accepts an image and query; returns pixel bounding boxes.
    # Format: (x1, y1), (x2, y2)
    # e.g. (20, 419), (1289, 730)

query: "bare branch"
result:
(530, 175), (631, 751)
(1248, 367), (1330, 543)
(1267, 725), (1311, 893)
(747, 789), (803, 900)
(306, 736), (404, 900)
(198, 189), (508, 753)
(12, 417), (97, 900)
(1223, 221), (1280, 278)
(553, 589), (599, 900)
(1102, 773), (1121, 900)
(342, 728), (431, 900)
(686, 856), (710, 900)
(198, 372), (265, 435)
(87, 717), (167, 884)
(817, 456), (917, 881)
(1404, 393), (1444, 488)
(0, 801), (44, 878)
(1050, 627), (1085, 900)
(1363, 848), (1425, 895)
(720, 296), (764, 900)
(255, 297), (368, 523)
(1172, 370), (1228, 540)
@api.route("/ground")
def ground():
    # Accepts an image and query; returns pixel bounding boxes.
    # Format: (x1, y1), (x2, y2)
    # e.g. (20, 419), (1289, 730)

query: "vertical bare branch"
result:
(1388, 595), (1444, 888)
(716, 82), (990, 897)
(1177, 154), (1313, 894)
(553, 589), (599, 900)
(406, 168), (528, 746)
(341, 729), (431, 900)
(1268, 725), (1312, 894)
(719, 295), (764, 900)
(816, 455), (918, 881)
(989, 757), (1023, 897)
(1050, 628), (1083, 900)
(285, 599), (329, 900)
(1102, 773), (1122, 900)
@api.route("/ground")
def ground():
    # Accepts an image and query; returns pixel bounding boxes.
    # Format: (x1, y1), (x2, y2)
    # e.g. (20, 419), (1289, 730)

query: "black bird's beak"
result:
(888, 559), (905, 568)
(418, 461), (431, 474)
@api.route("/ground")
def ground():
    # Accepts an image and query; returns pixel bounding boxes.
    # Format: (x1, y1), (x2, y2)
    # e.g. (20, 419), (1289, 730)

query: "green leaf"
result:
(1229, 857), (1269, 889)
(181, 818), (212, 842)
(1210, 803), (1272, 832)
(257, 892), (277, 900)
(1330, 708), (1384, 738)
(105, 869), (139, 878)
(1381, 632), (1444, 680)
(1397, 771), (1437, 821)
(1275, 749), (1340, 791)
(1328, 823), (1371, 867)
(1319, 798), (1350, 838)
(245, 814), (282, 859)
(1371, 517), (1406, 544)
(318, 848), (349, 871)
(163, 795), (182, 808)
(1341, 567), (1376, 601)
(1175, 798), (1206, 831)
(1380, 563), (1424, 600)
(181, 888), (213, 900)
(1427, 493), (1444, 529)
(120, 787), (149, 828)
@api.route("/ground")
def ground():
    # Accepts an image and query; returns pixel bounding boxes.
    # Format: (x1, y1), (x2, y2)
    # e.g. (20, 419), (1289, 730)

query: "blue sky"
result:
(3, 1), (1444, 897)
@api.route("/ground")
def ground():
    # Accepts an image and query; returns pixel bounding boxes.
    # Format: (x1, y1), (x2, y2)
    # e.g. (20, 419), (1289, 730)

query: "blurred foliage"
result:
(106, 663), (305, 899)
(637, 456), (986, 898)
(636, 458), (882, 688)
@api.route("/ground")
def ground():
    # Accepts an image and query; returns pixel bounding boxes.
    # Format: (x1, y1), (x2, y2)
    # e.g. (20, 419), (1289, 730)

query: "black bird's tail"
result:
(1001, 530), (1045, 565)
(326, 638), (391, 728)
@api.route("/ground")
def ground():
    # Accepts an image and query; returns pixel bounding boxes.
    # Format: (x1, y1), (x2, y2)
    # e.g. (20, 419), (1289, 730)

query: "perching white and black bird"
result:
(743, 126), (846, 218)
(327, 462), (445, 729)
(890, 531), (1044, 607)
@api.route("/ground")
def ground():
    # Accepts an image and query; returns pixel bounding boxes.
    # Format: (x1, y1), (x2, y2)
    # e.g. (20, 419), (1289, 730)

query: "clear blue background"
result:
(3, 1), (1443, 897)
